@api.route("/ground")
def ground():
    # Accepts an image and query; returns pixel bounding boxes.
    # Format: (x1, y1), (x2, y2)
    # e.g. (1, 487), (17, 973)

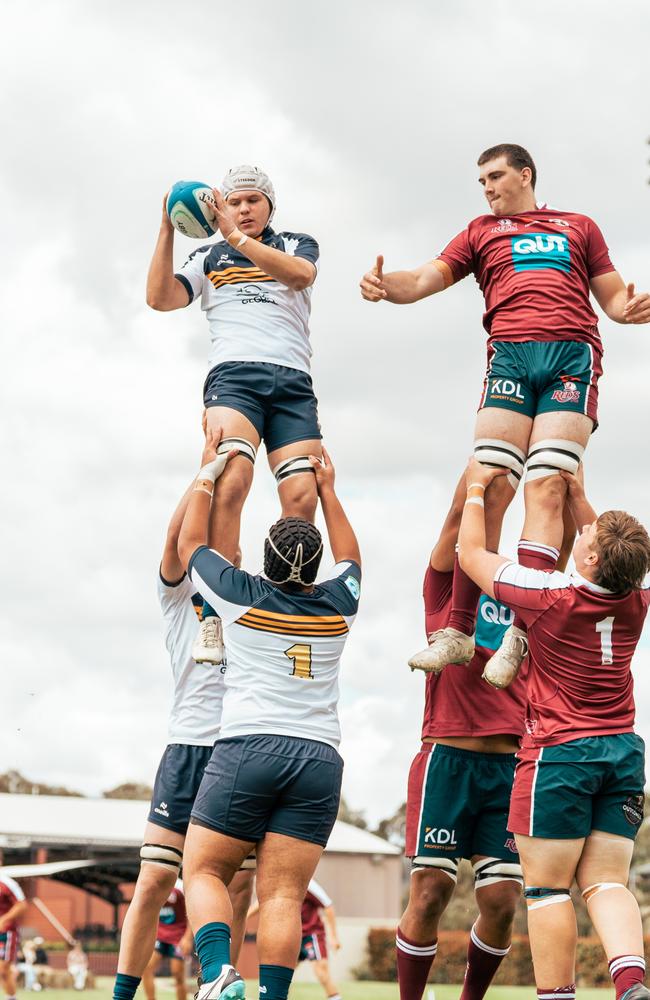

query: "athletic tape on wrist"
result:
(465, 496), (485, 508)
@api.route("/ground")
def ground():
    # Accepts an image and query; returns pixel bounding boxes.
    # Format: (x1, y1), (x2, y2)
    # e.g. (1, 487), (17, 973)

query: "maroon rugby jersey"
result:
(436, 210), (614, 352)
(157, 882), (187, 945)
(0, 876), (25, 931)
(494, 562), (650, 748)
(421, 567), (526, 740)
(301, 879), (331, 936)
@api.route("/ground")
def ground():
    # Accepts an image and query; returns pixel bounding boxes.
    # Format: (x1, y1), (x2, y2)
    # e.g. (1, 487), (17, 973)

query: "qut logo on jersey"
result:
(511, 232), (571, 273)
(480, 600), (515, 627)
(424, 827), (458, 847)
(475, 595), (513, 652)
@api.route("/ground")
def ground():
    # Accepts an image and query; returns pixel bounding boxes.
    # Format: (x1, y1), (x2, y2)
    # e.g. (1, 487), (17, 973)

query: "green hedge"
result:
(359, 929), (650, 985)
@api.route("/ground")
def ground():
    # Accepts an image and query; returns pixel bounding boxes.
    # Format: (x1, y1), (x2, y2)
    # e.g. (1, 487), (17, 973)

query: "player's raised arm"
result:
(457, 458), (511, 596)
(359, 254), (453, 304)
(309, 448), (361, 567)
(590, 273), (650, 325)
(160, 480), (196, 585)
(146, 193), (194, 311)
(177, 428), (238, 570)
(210, 188), (317, 291)
(559, 469), (598, 530)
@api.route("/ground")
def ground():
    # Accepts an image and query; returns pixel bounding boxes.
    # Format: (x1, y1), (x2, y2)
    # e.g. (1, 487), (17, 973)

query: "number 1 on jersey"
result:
(285, 643), (314, 679)
(596, 616), (615, 665)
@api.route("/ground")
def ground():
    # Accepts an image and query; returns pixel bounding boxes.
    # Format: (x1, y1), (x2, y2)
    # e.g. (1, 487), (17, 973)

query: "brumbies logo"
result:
(511, 233), (571, 273)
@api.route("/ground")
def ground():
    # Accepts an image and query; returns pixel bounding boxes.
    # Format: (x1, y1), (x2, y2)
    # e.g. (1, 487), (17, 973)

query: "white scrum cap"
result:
(221, 165), (276, 223)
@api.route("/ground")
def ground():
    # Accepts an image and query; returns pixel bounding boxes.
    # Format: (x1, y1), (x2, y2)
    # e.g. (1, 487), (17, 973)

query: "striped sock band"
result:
(537, 987), (576, 1000)
(396, 931), (438, 959)
(469, 924), (511, 956)
(609, 955), (646, 1000)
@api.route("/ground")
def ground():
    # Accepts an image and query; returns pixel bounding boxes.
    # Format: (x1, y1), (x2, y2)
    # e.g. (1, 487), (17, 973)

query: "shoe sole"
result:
(221, 982), (246, 1000)
(409, 655), (473, 673)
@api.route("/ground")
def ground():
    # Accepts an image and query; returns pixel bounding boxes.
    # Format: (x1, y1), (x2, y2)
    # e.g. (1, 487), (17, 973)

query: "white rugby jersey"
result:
(175, 227), (319, 375)
(158, 572), (225, 746)
(188, 546), (361, 750)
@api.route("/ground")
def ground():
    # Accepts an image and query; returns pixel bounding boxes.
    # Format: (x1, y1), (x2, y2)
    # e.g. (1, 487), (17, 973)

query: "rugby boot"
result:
(192, 616), (225, 665)
(194, 965), (245, 1000)
(620, 987), (650, 1000)
(482, 624), (528, 689)
(408, 627), (475, 674)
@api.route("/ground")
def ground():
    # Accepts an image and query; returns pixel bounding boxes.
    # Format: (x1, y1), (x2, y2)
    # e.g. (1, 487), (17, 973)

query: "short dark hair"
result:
(264, 516), (323, 586)
(594, 510), (650, 593)
(477, 143), (537, 189)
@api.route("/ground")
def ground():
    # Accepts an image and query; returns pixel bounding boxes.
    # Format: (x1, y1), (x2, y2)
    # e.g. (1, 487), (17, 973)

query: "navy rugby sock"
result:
(201, 600), (218, 620)
(113, 973), (141, 1000)
(194, 921), (231, 982)
(258, 964), (293, 1000)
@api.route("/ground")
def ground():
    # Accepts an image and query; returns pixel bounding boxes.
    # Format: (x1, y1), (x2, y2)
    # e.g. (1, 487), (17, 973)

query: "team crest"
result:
(492, 218), (518, 233)
(504, 837), (518, 854)
(551, 377), (580, 404)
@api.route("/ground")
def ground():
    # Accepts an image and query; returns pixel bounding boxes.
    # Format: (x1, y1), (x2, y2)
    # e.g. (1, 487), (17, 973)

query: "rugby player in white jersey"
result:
(176, 431), (361, 1000)
(112, 458), (253, 1000)
(147, 165), (323, 666)
(360, 143), (650, 683)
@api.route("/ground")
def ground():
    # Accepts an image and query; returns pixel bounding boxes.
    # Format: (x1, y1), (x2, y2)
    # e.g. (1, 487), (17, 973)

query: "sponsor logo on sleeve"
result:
(511, 233), (571, 273)
(344, 575), (360, 599)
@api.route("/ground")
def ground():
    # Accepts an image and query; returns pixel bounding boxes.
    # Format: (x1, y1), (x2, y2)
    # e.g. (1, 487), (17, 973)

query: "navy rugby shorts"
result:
(191, 733), (343, 846)
(203, 361), (322, 454)
(148, 743), (214, 834)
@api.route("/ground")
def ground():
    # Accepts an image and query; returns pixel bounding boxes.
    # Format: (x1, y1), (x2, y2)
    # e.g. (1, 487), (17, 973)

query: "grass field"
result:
(37, 978), (615, 999)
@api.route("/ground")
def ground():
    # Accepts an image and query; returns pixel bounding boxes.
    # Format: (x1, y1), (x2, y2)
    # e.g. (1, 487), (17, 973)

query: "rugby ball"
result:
(166, 180), (218, 239)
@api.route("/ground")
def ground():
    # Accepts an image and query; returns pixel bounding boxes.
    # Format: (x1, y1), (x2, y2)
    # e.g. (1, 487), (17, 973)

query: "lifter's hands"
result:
(360, 255), (387, 301)
(559, 469), (585, 498)
(199, 425), (238, 479)
(622, 283), (650, 324)
(464, 457), (509, 490)
(309, 446), (336, 494)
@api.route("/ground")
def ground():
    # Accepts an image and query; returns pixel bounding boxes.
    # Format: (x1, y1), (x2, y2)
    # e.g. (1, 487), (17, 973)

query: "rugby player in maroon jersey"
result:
(361, 143), (650, 683)
(397, 476), (575, 1000)
(0, 876), (27, 1000)
(457, 458), (650, 1000)
(142, 881), (192, 1000)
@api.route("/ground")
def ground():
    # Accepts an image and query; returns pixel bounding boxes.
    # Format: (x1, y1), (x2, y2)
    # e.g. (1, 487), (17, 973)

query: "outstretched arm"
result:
(590, 272), (650, 325)
(309, 448), (361, 566)
(160, 481), (196, 584)
(146, 193), (193, 311)
(360, 255), (453, 304)
(457, 458), (510, 597)
(559, 469), (597, 530)
(178, 427), (238, 570)
(322, 904), (341, 951)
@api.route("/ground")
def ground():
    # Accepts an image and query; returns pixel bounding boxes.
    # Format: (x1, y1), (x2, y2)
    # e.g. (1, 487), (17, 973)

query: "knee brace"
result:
(140, 843), (183, 872)
(582, 881), (626, 902)
(473, 857), (523, 889)
(524, 886), (571, 909)
(272, 455), (315, 484)
(524, 439), (584, 483)
(474, 439), (526, 491)
(217, 437), (257, 464)
(411, 856), (459, 883)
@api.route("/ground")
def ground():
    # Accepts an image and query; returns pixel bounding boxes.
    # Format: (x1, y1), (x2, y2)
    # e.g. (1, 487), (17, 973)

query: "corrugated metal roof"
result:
(0, 793), (400, 855)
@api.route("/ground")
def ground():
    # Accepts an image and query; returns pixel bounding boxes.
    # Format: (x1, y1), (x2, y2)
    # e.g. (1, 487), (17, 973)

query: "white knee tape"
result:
(524, 439), (584, 483)
(217, 437), (257, 464)
(473, 857), (523, 889)
(272, 455), (315, 484)
(474, 439), (526, 491)
(582, 882), (626, 902)
(140, 843), (183, 871)
(411, 856), (459, 883)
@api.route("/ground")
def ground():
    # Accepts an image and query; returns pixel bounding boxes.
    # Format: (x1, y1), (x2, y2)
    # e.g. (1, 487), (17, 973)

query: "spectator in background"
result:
(0, 874), (28, 1000)
(67, 942), (88, 991)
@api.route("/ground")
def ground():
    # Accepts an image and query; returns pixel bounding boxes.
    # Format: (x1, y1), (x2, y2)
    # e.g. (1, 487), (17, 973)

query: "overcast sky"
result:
(2, 0), (650, 825)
